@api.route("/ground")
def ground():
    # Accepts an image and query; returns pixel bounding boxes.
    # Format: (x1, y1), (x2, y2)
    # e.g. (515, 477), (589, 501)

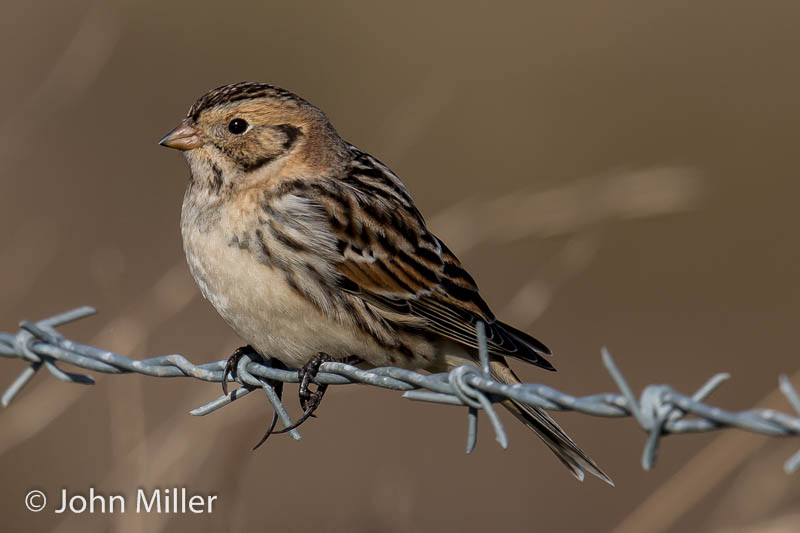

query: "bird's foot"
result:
(272, 353), (362, 435)
(222, 345), (258, 396)
(298, 352), (331, 411)
(298, 354), (364, 410)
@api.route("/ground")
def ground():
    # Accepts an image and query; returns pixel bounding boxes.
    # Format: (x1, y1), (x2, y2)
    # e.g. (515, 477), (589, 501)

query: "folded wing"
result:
(321, 148), (553, 370)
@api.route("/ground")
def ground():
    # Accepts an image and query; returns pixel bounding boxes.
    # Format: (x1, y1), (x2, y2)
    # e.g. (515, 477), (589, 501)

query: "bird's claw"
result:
(271, 353), (362, 436)
(271, 353), (330, 436)
(222, 345), (258, 396)
(298, 352), (330, 411)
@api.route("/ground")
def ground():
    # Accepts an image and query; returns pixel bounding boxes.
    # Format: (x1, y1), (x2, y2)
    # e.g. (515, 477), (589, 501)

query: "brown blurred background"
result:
(2, 1), (799, 531)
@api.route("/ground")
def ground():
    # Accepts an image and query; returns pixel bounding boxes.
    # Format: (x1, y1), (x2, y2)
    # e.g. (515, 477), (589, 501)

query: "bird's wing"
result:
(317, 148), (553, 369)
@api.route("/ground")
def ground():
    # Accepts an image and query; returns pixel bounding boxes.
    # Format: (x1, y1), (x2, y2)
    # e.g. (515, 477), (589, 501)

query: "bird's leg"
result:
(298, 353), (363, 410)
(298, 352), (331, 412)
(272, 353), (362, 435)
(222, 345), (258, 396)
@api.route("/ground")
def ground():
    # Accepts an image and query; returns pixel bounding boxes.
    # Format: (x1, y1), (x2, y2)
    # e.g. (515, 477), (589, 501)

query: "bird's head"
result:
(159, 82), (344, 192)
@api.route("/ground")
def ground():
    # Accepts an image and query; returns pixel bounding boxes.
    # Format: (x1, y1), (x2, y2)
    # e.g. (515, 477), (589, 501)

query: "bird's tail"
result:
(491, 360), (614, 485)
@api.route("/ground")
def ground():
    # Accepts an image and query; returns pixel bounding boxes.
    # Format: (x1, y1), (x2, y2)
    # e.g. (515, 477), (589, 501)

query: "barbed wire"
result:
(1, 306), (799, 474)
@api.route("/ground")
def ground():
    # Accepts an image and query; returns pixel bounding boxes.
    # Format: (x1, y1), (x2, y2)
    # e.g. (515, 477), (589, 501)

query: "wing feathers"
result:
(288, 148), (554, 369)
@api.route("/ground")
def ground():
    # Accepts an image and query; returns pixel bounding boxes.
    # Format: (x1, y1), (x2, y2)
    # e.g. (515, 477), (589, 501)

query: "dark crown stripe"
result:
(188, 82), (307, 120)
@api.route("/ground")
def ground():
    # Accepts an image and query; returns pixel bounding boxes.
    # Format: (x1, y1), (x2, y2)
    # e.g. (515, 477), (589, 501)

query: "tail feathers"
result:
(498, 320), (552, 356)
(491, 361), (614, 486)
(504, 399), (614, 485)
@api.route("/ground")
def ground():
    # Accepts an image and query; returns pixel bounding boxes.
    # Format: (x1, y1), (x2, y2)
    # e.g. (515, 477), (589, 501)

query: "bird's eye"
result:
(227, 118), (248, 134)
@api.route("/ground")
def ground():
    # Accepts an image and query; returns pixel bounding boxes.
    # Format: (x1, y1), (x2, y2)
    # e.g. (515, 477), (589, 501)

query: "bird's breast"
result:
(179, 191), (411, 368)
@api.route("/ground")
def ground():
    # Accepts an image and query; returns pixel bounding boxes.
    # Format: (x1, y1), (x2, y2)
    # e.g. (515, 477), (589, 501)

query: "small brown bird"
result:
(159, 81), (611, 484)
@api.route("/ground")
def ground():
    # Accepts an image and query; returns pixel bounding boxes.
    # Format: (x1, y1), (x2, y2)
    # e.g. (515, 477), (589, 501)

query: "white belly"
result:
(182, 221), (399, 368)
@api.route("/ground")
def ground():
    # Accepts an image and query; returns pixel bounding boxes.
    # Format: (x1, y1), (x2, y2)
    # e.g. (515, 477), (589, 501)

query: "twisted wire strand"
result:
(1, 307), (798, 473)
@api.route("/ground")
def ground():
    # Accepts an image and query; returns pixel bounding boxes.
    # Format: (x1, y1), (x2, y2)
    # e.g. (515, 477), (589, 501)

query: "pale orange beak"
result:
(158, 119), (203, 151)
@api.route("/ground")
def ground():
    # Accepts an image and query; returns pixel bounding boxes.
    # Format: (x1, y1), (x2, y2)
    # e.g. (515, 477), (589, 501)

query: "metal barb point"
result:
(601, 348), (741, 471)
(779, 375), (800, 473)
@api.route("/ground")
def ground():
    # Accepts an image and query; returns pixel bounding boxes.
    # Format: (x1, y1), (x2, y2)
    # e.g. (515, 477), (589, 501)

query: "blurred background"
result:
(1, 1), (799, 531)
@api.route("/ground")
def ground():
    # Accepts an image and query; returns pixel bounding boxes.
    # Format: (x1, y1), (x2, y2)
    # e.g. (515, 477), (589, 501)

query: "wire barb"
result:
(1, 307), (799, 473)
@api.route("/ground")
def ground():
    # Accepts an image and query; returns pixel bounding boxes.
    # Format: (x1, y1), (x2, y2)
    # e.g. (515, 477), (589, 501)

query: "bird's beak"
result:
(158, 119), (203, 151)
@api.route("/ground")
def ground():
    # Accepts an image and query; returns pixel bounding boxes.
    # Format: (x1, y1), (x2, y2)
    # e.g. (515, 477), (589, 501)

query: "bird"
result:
(159, 81), (612, 484)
